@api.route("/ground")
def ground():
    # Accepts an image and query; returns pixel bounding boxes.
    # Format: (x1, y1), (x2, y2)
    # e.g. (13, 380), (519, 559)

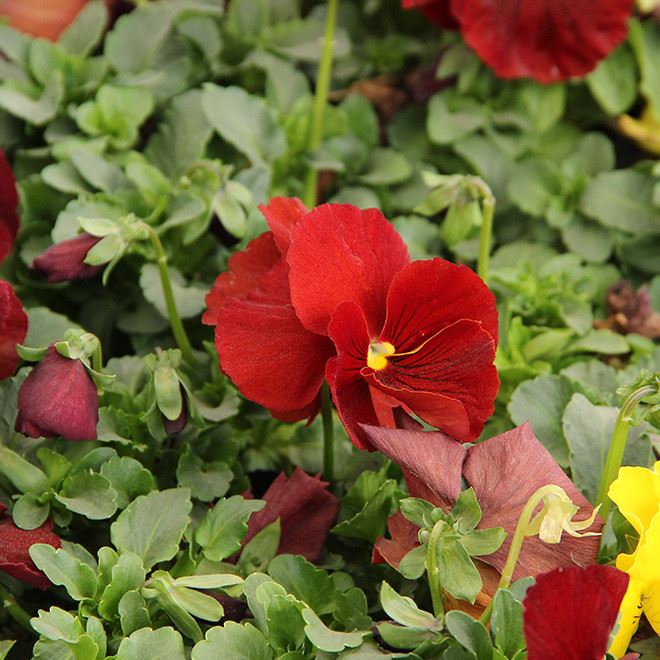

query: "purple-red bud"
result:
(32, 234), (103, 283)
(16, 346), (98, 440)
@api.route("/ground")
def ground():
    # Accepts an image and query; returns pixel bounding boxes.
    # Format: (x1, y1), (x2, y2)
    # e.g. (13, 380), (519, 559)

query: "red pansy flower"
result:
(0, 150), (19, 264)
(16, 345), (98, 440)
(243, 467), (339, 562)
(365, 424), (602, 591)
(403, 0), (633, 84)
(523, 565), (629, 660)
(32, 233), (103, 283)
(0, 502), (61, 590)
(205, 198), (498, 449)
(0, 281), (28, 379)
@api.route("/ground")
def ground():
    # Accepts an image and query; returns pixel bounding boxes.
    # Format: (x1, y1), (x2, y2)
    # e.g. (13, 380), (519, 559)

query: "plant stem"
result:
(426, 520), (446, 620)
(321, 381), (335, 483)
(91, 342), (103, 373)
(596, 384), (657, 521)
(475, 181), (495, 284)
(144, 226), (197, 367)
(302, 0), (338, 208)
(0, 582), (33, 632)
(480, 484), (564, 625)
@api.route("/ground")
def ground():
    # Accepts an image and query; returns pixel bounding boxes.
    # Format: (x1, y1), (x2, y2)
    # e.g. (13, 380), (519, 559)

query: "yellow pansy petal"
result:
(609, 580), (644, 657)
(608, 463), (660, 537)
(631, 514), (660, 627)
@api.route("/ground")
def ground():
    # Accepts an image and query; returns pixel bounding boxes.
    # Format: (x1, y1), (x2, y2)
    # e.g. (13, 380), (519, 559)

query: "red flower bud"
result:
(16, 346), (98, 440)
(32, 234), (104, 283)
(0, 150), (19, 265)
(0, 502), (61, 590)
(0, 280), (28, 379)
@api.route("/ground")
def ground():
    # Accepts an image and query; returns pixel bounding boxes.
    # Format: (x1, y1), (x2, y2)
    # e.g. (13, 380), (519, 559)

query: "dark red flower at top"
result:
(16, 345), (98, 440)
(523, 565), (629, 660)
(403, 0), (633, 84)
(0, 502), (61, 590)
(243, 467), (339, 562)
(0, 149), (19, 264)
(402, 0), (457, 28)
(204, 198), (498, 449)
(32, 233), (103, 283)
(0, 281), (28, 379)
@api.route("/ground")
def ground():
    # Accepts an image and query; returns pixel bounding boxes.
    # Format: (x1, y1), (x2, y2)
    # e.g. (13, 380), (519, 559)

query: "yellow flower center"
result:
(367, 341), (396, 371)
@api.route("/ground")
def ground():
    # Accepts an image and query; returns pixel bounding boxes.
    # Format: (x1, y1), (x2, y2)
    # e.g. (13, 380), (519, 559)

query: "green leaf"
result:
(100, 456), (156, 509)
(191, 623), (272, 660)
(587, 44), (637, 115)
(55, 471), (118, 520)
(333, 471), (399, 542)
(491, 589), (525, 658)
(59, 0), (108, 56)
(30, 607), (84, 642)
(515, 82), (565, 133)
(42, 161), (92, 195)
(561, 216), (614, 264)
(399, 497), (436, 529)
(0, 641), (15, 660)
(176, 445), (232, 502)
(580, 170), (660, 233)
(302, 608), (366, 653)
(451, 488), (482, 534)
(111, 488), (192, 570)
(442, 199), (481, 247)
(567, 329), (629, 355)
(563, 393), (652, 503)
(29, 545), (98, 602)
(0, 73), (64, 124)
(116, 627), (185, 660)
(98, 552), (146, 620)
(145, 89), (213, 178)
(379, 582), (439, 630)
(201, 84), (286, 165)
(629, 19), (660, 118)
(69, 149), (128, 192)
(445, 611), (493, 660)
(359, 148), (413, 186)
(238, 519), (281, 574)
(435, 536), (483, 604)
(397, 544), (427, 580)
(507, 158), (562, 217)
(195, 495), (265, 562)
(508, 375), (573, 467)
(118, 590), (151, 636)
(460, 528), (506, 557)
(268, 554), (337, 615)
(140, 263), (207, 320)
(0, 446), (49, 494)
(12, 493), (50, 530)
(427, 91), (486, 145)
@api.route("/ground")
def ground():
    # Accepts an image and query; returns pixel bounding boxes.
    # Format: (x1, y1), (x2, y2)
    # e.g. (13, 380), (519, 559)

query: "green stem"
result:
(480, 484), (565, 625)
(0, 582), (33, 632)
(321, 381), (335, 483)
(302, 0), (338, 208)
(91, 342), (103, 373)
(144, 227), (197, 367)
(426, 520), (446, 620)
(476, 181), (495, 284)
(596, 384), (657, 521)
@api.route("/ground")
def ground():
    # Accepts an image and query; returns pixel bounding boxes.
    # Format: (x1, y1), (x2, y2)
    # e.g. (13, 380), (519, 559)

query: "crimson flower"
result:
(204, 198), (498, 449)
(16, 345), (98, 440)
(366, 423), (602, 589)
(0, 281), (27, 379)
(0, 502), (61, 590)
(523, 565), (630, 660)
(403, 0), (633, 84)
(243, 467), (339, 562)
(32, 233), (103, 283)
(0, 150), (19, 264)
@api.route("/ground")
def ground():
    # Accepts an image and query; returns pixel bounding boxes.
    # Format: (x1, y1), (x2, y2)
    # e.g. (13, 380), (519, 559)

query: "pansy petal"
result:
(372, 510), (420, 567)
(244, 467), (339, 562)
(524, 565), (629, 660)
(381, 259), (498, 350)
(609, 580), (645, 658)
(464, 424), (602, 580)
(402, 0), (458, 29)
(259, 196), (308, 254)
(371, 319), (498, 441)
(0, 150), (19, 263)
(288, 204), (410, 336)
(360, 425), (465, 510)
(32, 234), (103, 283)
(202, 232), (280, 326)
(451, 0), (633, 83)
(215, 260), (334, 418)
(608, 462), (660, 538)
(0, 280), (28, 379)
